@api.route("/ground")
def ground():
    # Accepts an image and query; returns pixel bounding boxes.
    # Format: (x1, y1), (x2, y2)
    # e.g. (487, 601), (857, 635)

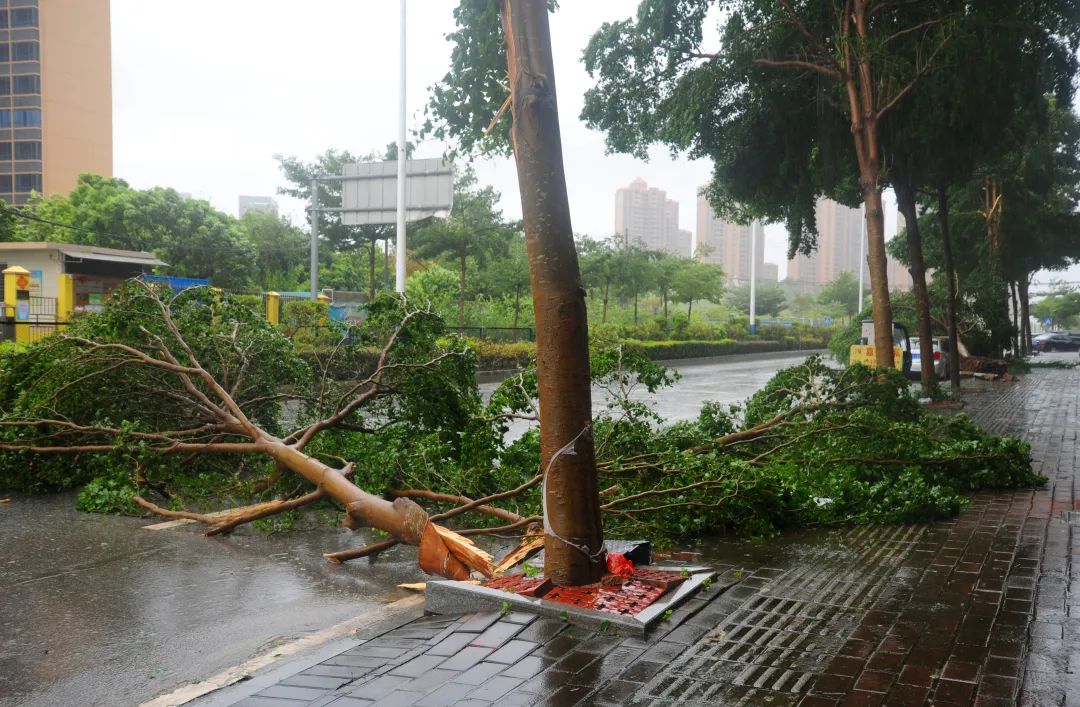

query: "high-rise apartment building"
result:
(239, 195), (279, 217)
(695, 193), (775, 286)
(0, 0), (112, 205)
(614, 178), (691, 257)
(787, 198), (912, 292)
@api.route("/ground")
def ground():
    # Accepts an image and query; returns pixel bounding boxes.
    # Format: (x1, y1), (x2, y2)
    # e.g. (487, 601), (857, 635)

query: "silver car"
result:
(910, 336), (948, 379)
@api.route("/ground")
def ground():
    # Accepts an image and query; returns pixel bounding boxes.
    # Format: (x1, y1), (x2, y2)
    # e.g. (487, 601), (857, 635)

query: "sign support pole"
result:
(310, 178), (319, 300)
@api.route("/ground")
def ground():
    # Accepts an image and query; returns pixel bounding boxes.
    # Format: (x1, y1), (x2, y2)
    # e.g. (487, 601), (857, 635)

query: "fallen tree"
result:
(0, 283), (497, 579)
(0, 284), (1043, 575)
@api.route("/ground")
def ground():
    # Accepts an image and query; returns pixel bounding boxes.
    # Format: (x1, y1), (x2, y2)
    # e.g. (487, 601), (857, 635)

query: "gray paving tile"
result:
(438, 645), (494, 672)
(485, 639), (539, 665)
(388, 653), (447, 678)
(453, 661), (504, 685)
(255, 684), (332, 701)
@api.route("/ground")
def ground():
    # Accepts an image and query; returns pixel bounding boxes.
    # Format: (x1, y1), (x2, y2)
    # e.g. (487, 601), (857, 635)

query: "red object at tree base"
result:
(606, 552), (634, 577)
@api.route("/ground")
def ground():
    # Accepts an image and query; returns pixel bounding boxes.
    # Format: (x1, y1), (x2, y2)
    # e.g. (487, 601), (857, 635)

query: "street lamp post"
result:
(395, 0), (408, 294)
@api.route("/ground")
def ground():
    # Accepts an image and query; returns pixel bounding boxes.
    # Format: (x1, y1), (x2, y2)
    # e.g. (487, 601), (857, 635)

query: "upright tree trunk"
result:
(688, 300), (693, 318)
(1009, 280), (1020, 357)
(662, 290), (669, 319)
(513, 285), (521, 329)
(1019, 278), (1032, 356)
(502, 0), (604, 586)
(863, 185), (895, 368)
(895, 173), (936, 396)
(937, 188), (962, 395)
(369, 239), (377, 301)
(602, 280), (610, 323)
(459, 249), (467, 328)
(847, 2), (893, 369)
(633, 291), (639, 324)
(384, 239), (390, 288)
(984, 178), (1006, 358)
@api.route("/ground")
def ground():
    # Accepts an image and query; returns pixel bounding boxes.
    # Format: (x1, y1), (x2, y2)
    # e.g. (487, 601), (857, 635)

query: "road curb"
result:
(141, 594), (425, 707)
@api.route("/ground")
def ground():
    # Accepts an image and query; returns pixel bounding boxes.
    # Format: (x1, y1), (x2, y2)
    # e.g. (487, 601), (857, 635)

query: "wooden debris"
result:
(433, 524), (495, 578)
(398, 582), (427, 591)
(494, 536), (545, 576)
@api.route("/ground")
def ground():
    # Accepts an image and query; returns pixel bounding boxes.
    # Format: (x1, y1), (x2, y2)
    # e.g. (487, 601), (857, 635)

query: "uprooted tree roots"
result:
(0, 284), (1043, 578)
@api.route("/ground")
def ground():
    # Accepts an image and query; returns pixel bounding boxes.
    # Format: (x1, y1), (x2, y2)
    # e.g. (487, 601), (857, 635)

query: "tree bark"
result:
(459, 249), (467, 328)
(1009, 280), (1020, 357)
(894, 173), (936, 396)
(848, 1), (893, 368)
(1019, 277), (1032, 356)
(501, 0), (605, 586)
(602, 280), (610, 324)
(863, 185), (894, 367)
(369, 239), (377, 301)
(513, 284), (521, 329)
(662, 290), (669, 319)
(937, 188), (962, 395)
(688, 300), (693, 318)
(633, 290), (639, 324)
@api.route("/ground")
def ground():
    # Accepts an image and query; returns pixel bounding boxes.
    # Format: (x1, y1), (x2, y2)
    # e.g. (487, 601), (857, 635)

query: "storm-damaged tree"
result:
(0, 283), (496, 580)
(424, 0), (605, 585)
(579, 0), (957, 369)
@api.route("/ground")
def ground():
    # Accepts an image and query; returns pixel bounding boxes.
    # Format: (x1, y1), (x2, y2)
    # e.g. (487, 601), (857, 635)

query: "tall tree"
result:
(581, 1), (957, 368)
(275, 146), (406, 296)
(477, 233), (532, 329)
(241, 211), (308, 291)
(578, 236), (617, 324)
(727, 282), (786, 319)
(612, 246), (656, 324)
(672, 259), (724, 319)
(817, 271), (861, 320)
(410, 172), (516, 327)
(19, 175), (255, 289)
(426, 0), (604, 585)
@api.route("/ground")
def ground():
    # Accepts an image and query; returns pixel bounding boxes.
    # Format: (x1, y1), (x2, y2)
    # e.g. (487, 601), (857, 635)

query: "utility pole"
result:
(395, 0), (408, 294)
(749, 221), (758, 334)
(310, 178), (319, 300)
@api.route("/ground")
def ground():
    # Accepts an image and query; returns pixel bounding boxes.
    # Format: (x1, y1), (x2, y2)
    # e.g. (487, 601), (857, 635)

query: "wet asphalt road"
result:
(0, 351), (822, 707)
(479, 349), (827, 438)
(0, 495), (427, 707)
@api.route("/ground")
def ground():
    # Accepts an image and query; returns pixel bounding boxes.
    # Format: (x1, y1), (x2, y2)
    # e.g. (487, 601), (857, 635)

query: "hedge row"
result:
(299, 337), (828, 380)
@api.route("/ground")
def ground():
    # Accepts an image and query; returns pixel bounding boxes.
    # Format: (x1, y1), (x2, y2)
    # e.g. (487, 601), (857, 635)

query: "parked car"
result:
(1032, 333), (1080, 352)
(910, 336), (949, 380)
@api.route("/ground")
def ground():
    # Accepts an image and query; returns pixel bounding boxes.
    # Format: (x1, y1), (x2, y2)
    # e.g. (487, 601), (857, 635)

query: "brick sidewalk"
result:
(204, 366), (1079, 707)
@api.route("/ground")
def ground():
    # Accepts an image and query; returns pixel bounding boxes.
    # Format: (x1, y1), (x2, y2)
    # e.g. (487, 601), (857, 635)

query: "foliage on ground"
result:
(0, 292), (1042, 545)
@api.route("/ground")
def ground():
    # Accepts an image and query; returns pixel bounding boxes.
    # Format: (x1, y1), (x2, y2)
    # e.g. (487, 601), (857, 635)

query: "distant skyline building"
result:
(0, 0), (113, 205)
(614, 177), (691, 257)
(239, 194), (279, 217)
(695, 193), (776, 286)
(787, 198), (912, 292)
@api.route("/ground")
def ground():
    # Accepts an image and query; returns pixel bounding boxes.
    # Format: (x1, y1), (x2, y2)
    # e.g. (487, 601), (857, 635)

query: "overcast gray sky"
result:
(113, 1), (1079, 288)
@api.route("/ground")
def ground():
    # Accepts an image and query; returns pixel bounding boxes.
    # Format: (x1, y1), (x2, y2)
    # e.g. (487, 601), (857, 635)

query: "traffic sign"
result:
(1045, 316), (1053, 326)
(823, 316), (833, 326)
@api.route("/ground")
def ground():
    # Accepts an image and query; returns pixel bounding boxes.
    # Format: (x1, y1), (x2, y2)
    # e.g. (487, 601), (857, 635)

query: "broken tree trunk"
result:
(501, 0), (606, 586)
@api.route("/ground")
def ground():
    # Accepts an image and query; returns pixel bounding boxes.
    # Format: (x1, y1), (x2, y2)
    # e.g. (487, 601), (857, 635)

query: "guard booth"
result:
(0, 242), (166, 343)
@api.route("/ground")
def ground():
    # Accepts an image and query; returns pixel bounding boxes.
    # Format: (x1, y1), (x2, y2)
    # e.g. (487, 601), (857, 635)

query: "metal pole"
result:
(749, 221), (758, 335)
(394, 0), (408, 294)
(858, 204), (866, 315)
(310, 178), (319, 300)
